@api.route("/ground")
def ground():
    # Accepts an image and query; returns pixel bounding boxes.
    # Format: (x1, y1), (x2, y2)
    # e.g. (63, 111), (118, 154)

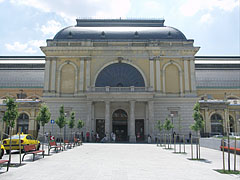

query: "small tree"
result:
(190, 102), (204, 159)
(163, 118), (174, 148)
(156, 120), (163, 146)
(3, 97), (19, 167)
(68, 111), (75, 142)
(56, 105), (67, 147)
(36, 104), (51, 151)
(77, 120), (84, 140)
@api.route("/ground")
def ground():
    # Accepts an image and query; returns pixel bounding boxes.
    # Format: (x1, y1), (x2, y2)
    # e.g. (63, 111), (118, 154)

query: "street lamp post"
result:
(170, 113), (174, 135)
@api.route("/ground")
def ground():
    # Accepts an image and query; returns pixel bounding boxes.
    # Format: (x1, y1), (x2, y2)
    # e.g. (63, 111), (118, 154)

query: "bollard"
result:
(222, 138), (225, 171)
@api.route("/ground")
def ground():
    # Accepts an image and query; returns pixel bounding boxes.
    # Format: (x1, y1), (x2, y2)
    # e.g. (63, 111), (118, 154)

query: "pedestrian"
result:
(112, 133), (116, 142)
(91, 130), (94, 142)
(96, 133), (100, 142)
(86, 131), (90, 142)
(148, 134), (151, 143)
(189, 131), (192, 143)
(110, 131), (114, 142)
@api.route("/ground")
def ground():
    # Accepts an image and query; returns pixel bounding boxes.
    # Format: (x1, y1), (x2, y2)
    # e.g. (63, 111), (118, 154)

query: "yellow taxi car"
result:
(3, 134), (40, 154)
(1, 144), (4, 159)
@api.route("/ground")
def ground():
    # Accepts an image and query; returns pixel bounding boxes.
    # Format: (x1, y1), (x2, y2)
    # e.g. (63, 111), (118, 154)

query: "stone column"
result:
(44, 59), (51, 92)
(156, 59), (161, 92)
(86, 58), (91, 91)
(184, 60), (190, 93)
(50, 59), (57, 93)
(190, 59), (196, 92)
(149, 59), (155, 90)
(145, 102), (149, 140)
(105, 101), (110, 140)
(129, 101), (136, 142)
(204, 108), (210, 134)
(79, 59), (84, 91)
(148, 101), (154, 139)
(91, 102), (95, 133)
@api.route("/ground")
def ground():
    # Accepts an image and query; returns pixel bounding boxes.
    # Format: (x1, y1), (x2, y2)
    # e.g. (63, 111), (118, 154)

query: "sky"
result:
(0, 0), (239, 56)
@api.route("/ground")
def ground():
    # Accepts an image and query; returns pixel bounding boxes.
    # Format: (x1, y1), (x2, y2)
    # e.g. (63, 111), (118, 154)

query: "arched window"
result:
(210, 113), (223, 135)
(229, 115), (235, 133)
(95, 63), (145, 87)
(17, 113), (29, 134)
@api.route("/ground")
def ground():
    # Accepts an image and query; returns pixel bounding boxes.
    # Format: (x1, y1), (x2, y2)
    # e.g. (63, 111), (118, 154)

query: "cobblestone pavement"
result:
(0, 143), (240, 180)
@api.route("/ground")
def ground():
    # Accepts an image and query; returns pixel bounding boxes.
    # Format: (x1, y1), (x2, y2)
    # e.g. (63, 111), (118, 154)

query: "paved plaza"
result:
(0, 143), (240, 180)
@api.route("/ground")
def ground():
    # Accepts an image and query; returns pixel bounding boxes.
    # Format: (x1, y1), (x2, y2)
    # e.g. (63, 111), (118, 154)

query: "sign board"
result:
(50, 136), (55, 141)
(51, 120), (55, 124)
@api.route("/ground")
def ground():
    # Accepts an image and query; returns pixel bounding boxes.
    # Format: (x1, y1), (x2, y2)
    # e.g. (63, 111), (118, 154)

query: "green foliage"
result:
(77, 119), (84, 130)
(190, 102), (204, 133)
(156, 120), (163, 132)
(68, 111), (75, 129)
(3, 97), (19, 128)
(56, 105), (67, 129)
(163, 118), (174, 132)
(36, 104), (51, 127)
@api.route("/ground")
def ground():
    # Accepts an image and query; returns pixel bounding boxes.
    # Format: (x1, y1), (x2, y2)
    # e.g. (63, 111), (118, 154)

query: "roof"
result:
(0, 69), (44, 88)
(195, 69), (240, 89)
(53, 19), (187, 41)
(0, 56), (239, 90)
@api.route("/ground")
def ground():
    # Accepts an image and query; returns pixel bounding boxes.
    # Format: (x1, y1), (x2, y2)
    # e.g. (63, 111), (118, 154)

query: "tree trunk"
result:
(196, 132), (198, 159)
(8, 128), (12, 167)
(59, 129), (62, 147)
(71, 129), (72, 143)
(42, 126), (45, 151)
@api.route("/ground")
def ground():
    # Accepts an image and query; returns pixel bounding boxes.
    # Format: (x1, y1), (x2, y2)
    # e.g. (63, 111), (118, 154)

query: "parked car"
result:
(0, 144), (4, 159)
(3, 134), (40, 154)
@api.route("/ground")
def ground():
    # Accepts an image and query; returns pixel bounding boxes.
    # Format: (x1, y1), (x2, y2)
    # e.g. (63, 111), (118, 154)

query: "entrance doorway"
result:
(112, 109), (128, 142)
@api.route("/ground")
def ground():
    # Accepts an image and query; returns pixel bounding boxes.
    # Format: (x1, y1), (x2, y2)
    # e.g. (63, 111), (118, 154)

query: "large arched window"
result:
(17, 113), (29, 134)
(211, 113), (223, 135)
(95, 63), (145, 87)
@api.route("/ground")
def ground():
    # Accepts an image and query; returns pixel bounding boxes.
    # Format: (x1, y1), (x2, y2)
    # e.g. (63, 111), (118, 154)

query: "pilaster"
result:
(190, 59), (196, 92)
(50, 59), (57, 93)
(184, 60), (190, 93)
(156, 59), (161, 92)
(149, 59), (155, 90)
(105, 101), (110, 140)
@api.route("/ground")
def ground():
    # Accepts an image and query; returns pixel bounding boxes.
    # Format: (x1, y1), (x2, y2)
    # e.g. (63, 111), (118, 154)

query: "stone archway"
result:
(112, 109), (128, 142)
(17, 113), (29, 134)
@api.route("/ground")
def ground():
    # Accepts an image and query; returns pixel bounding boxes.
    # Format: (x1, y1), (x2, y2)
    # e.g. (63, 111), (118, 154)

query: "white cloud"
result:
(40, 20), (63, 35)
(5, 40), (46, 54)
(0, 0), (5, 3)
(180, 0), (239, 16)
(9, 0), (131, 22)
(200, 13), (213, 24)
